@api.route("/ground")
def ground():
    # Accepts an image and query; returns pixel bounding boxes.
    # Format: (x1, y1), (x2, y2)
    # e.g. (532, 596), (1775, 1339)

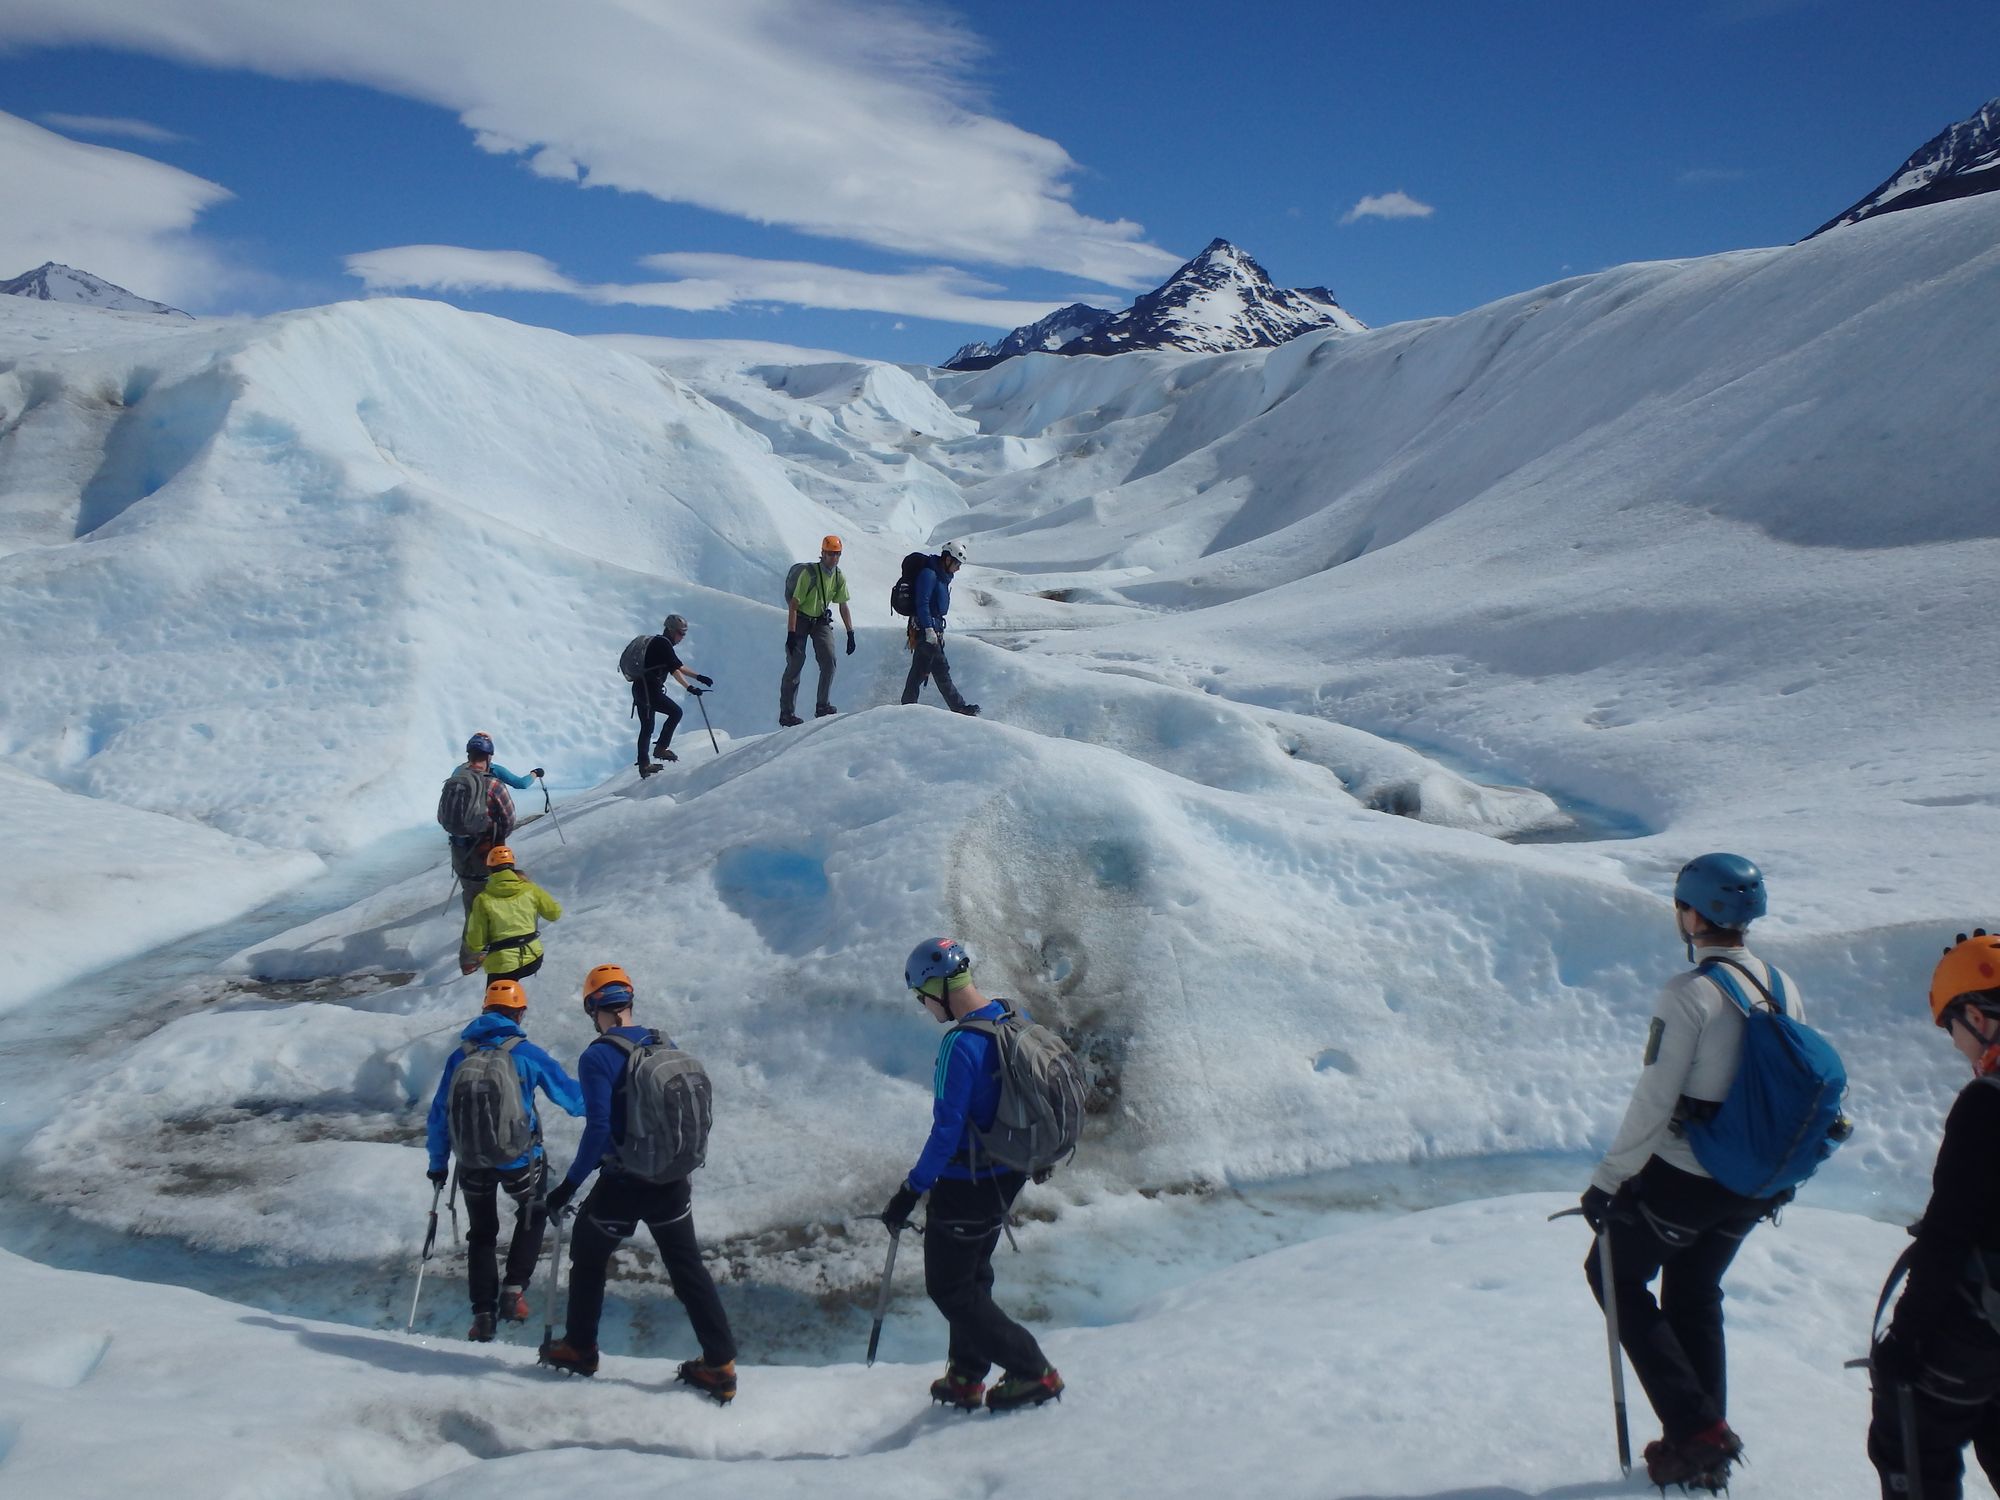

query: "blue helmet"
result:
(905, 936), (972, 996)
(465, 731), (495, 757)
(1674, 853), (1767, 930)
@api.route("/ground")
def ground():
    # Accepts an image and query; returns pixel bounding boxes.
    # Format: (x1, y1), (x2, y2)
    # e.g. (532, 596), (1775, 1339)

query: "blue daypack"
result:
(1684, 958), (1850, 1199)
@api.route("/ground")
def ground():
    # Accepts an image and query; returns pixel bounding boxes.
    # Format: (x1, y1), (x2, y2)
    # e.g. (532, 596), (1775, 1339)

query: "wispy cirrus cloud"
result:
(39, 111), (187, 144)
(1342, 190), (1436, 225)
(5, 0), (1179, 288)
(0, 109), (228, 303)
(345, 244), (1102, 328)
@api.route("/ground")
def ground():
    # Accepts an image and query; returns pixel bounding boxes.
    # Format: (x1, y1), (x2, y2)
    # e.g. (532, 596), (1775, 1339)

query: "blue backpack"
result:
(1684, 958), (1850, 1199)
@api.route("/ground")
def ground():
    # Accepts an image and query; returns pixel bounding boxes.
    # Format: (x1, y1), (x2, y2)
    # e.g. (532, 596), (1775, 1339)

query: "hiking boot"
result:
(498, 1286), (531, 1323)
(637, 760), (662, 778)
(1646, 1422), (1743, 1492)
(929, 1365), (987, 1411)
(661, 749), (678, 762)
(815, 704), (838, 717)
(467, 1311), (497, 1342)
(779, 714), (804, 728)
(952, 704), (980, 717)
(675, 1357), (737, 1405)
(984, 1367), (1063, 1412)
(652, 739), (674, 758)
(538, 1337), (599, 1376)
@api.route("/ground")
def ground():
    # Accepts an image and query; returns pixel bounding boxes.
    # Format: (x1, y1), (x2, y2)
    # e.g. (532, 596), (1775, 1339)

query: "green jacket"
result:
(465, 868), (562, 975)
(790, 562), (851, 619)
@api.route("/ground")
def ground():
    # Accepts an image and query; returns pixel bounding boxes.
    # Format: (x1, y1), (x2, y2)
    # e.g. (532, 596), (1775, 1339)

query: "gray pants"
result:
(901, 636), (968, 712)
(451, 844), (488, 971)
(781, 617), (836, 718)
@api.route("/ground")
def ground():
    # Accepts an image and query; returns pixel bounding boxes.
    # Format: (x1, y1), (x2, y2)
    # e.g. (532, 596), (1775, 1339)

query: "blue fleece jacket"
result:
(558, 1024), (673, 1189)
(426, 1012), (584, 1173)
(489, 763), (536, 790)
(907, 1000), (1018, 1191)
(911, 563), (952, 633)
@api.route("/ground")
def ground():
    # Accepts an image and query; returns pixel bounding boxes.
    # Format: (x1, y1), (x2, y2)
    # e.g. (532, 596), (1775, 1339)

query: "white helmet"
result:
(941, 539), (970, 564)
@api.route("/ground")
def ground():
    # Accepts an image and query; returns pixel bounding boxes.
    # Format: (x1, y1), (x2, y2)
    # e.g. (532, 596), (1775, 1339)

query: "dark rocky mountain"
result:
(1811, 96), (2000, 238)
(943, 239), (1361, 370)
(0, 262), (190, 317)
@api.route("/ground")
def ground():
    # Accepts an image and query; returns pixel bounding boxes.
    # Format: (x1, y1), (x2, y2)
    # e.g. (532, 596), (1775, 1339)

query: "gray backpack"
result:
(950, 1004), (1087, 1174)
(446, 1037), (535, 1169)
(618, 634), (656, 684)
(435, 763), (492, 841)
(598, 1030), (712, 1183)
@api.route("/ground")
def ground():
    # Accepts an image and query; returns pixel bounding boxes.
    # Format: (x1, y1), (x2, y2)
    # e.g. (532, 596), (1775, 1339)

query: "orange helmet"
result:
(821, 534), (843, 554)
(583, 963), (635, 1012)
(1932, 929), (2000, 1026)
(485, 845), (515, 869)
(484, 978), (528, 1011)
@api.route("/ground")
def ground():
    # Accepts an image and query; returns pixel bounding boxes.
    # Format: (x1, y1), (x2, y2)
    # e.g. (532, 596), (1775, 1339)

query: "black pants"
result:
(1870, 1321), (2000, 1499)
(564, 1172), (736, 1364)
(1584, 1157), (1772, 1442)
(923, 1173), (1046, 1380)
(451, 843), (489, 971)
(633, 678), (683, 763)
(461, 1158), (547, 1313)
(901, 636), (968, 712)
(780, 617), (836, 718)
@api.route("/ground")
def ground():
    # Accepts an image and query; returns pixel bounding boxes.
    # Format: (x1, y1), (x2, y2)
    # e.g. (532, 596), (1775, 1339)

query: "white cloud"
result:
(346, 243), (1097, 328)
(1342, 191), (1436, 225)
(39, 111), (187, 144)
(0, 110), (230, 303)
(4, 0), (1180, 287)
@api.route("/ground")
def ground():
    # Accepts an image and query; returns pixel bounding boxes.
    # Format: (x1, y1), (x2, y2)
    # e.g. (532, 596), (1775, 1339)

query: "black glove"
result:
(530, 767), (545, 779)
(694, 673), (713, 687)
(428, 1168), (449, 1188)
(786, 629), (804, 648)
(882, 1181), (921, 1230)
(1872, 1327), (1923, 1383)
(845, 631), (856, 656)
(544, 1179), (577, 1214)
(685, 683), (704, 696)
(1580, 1185), (1615, 1232)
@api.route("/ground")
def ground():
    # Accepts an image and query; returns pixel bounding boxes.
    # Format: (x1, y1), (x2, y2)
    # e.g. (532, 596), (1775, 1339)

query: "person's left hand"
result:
(530, 767), (545, 778)
(845, 631), (856, 656)
(694, 674), (713, 687)
(1580, 1185), (1614, 1231)
(882, 1181), (921, 1230)
(545, 1179), (577, 1215)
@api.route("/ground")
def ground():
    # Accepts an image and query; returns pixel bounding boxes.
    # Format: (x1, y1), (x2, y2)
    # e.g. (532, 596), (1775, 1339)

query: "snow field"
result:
(0, 1198), (1951, 1499)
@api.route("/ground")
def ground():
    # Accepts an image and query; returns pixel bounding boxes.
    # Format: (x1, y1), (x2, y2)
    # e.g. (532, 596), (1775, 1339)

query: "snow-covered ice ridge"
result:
(944, 237), (1362, 369)
(0, 190), (1996, 1497)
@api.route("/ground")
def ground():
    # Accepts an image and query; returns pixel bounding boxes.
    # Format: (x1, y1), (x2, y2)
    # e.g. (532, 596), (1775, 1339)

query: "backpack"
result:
(889, 551), (931, 618)
(436, 763), (493, 842)
(1683, 958), (1850, 1199)
(949, 1003), (1087, 1174)
(597, 1030), (713, 1183)
(446, 1036), (536, 1170)
(619, 633), (656, 684)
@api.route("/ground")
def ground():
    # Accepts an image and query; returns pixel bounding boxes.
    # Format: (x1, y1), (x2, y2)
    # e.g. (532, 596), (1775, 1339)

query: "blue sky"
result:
(0, 0), (1993, 364)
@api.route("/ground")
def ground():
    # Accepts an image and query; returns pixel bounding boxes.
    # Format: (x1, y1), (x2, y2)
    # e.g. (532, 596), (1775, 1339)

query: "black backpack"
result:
(889, 551), (931, 618)
(436, 764), (493, 841)
(618, 634), (656, 684)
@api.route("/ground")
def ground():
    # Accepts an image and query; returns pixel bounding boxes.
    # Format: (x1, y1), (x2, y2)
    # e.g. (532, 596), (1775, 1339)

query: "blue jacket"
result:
(489, 762), (536, 791)
(907, 1000), (1018, 1190)
(558, 1024), (675, 1189)
(912, 563), (951, 633)
(427, 1012), (584, 1173)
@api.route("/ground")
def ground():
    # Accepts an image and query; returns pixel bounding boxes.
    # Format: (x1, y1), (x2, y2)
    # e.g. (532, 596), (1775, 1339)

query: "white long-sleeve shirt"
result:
(1591, 944), (1803, 1194)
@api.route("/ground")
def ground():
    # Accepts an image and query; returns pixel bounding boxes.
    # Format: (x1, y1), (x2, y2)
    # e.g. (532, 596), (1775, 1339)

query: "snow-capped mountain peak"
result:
(941, 238), (1362, 369)
(1811, 95), (2000, 237)
(0, 262), (191, 317)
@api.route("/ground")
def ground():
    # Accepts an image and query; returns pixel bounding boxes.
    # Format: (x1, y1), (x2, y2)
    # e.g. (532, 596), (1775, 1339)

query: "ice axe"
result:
(865, 1221), (913, 1366)
(407, 1180), (447, 1332)
(533, 769), (567, 845)
(691, 686), (720, 755)
(1552, 1205), (1631, 1475)
(1846, 1246), (1922, 1500)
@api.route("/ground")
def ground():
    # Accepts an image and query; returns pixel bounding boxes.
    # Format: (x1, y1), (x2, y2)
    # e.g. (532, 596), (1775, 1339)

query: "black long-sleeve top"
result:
(1895, 1075), (2000, 1339)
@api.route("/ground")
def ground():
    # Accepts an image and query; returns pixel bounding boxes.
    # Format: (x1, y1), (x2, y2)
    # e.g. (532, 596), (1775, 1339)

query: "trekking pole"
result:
(866, 1222), (906, 1366)
(542, 1204), (570, 1349)
(694, 689), (720, 755)
(447, 1166), (461, 1246)
(533, 770), (567, 846)
(1551, 1205), (1630, 1475)
(407, 1181), (446, 1332)
(1844, 1247), (1923, 1500)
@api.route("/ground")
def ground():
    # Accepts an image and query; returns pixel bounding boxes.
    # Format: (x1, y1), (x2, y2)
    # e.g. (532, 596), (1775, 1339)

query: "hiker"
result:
(438, 732), (540, 971)
(460, 845), (562, 979)
(424, 976), (584, 1341)
(779, 535), (856, 727)
(1579, 853), (1804, 1493)
(625, 615), (712, 775)
(539, 964), (738, 1401)
(880, 937), (1064, 1413)
(1867, 929), (2000, 1500)
(899, 539), (978, 717)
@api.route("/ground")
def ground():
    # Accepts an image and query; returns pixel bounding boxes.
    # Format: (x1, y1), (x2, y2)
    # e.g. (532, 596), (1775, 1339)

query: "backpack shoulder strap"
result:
(594, 1032), (640, 1058)
(498, 1035), (524, 1053)
(1697, 957), (1780, 1016)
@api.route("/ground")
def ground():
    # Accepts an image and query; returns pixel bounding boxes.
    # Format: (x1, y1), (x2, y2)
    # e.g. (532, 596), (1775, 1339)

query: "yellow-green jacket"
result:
(465, 868), (562, 975)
